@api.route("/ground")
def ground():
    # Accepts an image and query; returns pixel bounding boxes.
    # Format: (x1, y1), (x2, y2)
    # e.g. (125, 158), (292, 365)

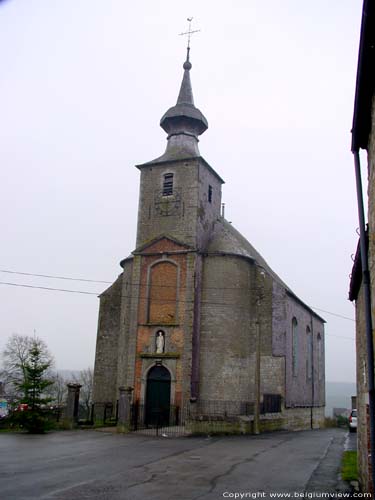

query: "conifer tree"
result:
(14, 339), (54, 433)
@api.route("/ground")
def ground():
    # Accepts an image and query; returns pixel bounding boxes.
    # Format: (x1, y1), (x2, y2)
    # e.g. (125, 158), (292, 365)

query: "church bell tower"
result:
(135, 47), (224, 252)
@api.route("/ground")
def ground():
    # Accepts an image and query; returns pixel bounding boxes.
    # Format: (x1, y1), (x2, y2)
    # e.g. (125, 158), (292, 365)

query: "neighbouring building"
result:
(92, 47), (326, 433)
(349, 0), (375, 492)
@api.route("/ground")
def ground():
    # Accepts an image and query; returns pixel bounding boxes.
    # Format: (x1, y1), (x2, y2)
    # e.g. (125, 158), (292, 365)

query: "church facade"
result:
(92, 50), (325, 431)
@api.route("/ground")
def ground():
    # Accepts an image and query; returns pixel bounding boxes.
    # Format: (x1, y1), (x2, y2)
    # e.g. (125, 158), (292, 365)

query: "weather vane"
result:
(179, 17), (200, 59)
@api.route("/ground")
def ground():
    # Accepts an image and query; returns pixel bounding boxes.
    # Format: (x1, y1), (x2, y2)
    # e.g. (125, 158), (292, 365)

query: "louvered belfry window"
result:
(163, 173), (173, 196)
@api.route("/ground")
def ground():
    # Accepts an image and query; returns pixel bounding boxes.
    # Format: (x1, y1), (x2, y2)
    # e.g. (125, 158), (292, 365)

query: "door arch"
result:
(145, 365), (171, 426)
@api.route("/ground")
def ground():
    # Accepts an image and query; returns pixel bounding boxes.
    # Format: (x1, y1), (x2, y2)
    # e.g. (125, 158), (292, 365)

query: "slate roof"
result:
(351, 0), (375, 152)
(207, 218), (325, 322)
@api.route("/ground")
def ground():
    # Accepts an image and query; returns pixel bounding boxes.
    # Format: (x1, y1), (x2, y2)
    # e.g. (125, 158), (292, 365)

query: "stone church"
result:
(92, 49), (326, 431)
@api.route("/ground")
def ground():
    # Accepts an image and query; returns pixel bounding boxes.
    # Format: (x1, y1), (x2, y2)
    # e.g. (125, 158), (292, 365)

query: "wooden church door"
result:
(145, 365), (171, 426)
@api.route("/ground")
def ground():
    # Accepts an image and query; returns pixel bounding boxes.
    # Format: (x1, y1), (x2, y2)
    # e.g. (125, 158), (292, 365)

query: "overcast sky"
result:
(0, 0), (363, 382)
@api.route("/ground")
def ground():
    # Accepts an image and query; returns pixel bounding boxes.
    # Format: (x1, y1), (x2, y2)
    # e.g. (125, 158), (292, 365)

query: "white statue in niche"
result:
(156, 331), (165, 354)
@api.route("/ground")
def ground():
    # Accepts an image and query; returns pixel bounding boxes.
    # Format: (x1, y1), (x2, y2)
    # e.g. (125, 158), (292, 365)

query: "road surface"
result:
(0, 428), (351, 499)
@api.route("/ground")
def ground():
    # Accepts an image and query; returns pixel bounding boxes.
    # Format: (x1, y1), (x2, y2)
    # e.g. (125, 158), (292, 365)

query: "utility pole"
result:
(253, 319), (261, 435)
(253, 268), (266, 435)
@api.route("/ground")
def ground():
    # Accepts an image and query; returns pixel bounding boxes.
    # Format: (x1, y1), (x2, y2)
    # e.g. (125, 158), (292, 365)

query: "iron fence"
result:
(261, 394), (282, 414)
(90, 395), (282, 436)
(130, 399), (257, 437)
(91, 401), (118, 425)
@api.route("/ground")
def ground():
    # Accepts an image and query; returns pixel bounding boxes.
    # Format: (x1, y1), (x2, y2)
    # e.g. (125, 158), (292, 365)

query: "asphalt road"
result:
(0, 428), (351, 500)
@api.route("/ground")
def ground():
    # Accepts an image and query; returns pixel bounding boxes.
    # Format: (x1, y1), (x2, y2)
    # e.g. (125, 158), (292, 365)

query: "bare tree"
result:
(48, 372), (67, 408)
(0, 334), (53, 404)
(72, 367), (93, 419)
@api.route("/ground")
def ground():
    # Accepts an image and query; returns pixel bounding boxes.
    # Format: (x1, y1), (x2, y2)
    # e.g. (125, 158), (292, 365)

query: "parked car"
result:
(349, 409), (357, 433)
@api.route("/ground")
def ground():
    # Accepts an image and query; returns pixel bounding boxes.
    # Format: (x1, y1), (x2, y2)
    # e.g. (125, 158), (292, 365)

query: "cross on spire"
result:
(179, 17), (200, 61)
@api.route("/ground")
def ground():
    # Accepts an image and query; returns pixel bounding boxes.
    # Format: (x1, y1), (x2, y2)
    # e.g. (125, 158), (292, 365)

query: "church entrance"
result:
(145, 365), (171, 426)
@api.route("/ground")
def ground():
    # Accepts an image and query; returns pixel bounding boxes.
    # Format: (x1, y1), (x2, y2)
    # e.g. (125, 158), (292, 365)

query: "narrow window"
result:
(163, 173), (173, 196)
(306, 326), (312, 380)
(292, 318), (298, 377)
(317, 333), (323, 380)
(208, 185), (213, 203)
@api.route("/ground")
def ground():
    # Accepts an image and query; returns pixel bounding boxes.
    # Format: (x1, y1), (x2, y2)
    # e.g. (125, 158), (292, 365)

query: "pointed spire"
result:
(160, 50), (208, 140)
(151, 21), (208, 162)
(176, 48), (194, 105)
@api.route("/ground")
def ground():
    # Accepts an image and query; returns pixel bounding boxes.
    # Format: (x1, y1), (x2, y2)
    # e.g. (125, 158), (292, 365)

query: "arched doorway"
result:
(145, 365), (171, 426)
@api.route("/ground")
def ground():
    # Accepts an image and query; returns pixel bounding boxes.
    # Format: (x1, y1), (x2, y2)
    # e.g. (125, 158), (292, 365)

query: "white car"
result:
(349, 409), (357, 433)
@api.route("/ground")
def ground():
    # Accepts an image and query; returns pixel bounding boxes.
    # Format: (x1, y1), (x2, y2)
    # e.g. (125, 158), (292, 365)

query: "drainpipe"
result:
(310, 315), (315, 430)
(353, 150), (375, 492)
(191, 254), (202, 401)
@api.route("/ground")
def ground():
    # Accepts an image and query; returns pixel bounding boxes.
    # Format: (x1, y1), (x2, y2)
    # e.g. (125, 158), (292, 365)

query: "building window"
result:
(208, 185), (212, 203)
(162, 173), (173, 196)
(317, 333), (323, 380)
(306, 326), (312, 380)
(292, 318), (298, 377)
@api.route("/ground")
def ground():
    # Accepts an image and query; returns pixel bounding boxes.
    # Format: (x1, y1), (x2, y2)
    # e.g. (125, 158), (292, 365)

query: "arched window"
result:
(162, 173), (174, 196)
(148, 261), (178, 324)
(317, 333), (323, 380)
(306, 326), (312, 380)
(292, 318), (298, 377)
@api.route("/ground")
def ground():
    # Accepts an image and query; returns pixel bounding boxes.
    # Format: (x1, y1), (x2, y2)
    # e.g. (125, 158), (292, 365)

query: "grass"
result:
(341, 451), (358, 482)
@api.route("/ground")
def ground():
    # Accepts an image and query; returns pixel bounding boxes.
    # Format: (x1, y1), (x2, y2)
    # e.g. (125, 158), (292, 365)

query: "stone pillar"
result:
(64, 383), (82, 429)
(117, 386), (133, 432)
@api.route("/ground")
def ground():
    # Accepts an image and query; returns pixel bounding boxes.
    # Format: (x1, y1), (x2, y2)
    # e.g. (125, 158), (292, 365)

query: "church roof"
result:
(160, 50), (208, 138)
(207, 218), (325, 322)
(139, 49), (209, 165)
(207, 218), (290, 289)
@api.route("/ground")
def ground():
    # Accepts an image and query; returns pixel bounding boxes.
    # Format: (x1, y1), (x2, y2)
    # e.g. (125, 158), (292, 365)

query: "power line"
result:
(0, 281), (356, 341)
(0, 269), (360, 321)
(0, 269), (111, 284)
(0, 279), (356, 323)
(308, 307), (355, 322)
(0, 268), (278, 291)
(0, 281), (98, 296)
(0, 281), (275, 308)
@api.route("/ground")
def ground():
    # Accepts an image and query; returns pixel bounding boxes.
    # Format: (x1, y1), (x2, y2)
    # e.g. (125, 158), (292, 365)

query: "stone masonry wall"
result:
(272, 281), (287, 357)
(92, 275), (123, 404)
(260, 356), (285, 398)
(356, 282), (370, 492)
(196, 161), (222, 250)
(116, 257), (138, 393)
(136, 158), (222, 251)
(358, 94), (375, 494)
(368, 95), (375, 313)
(199, 255), (255, 401)
(285, 296), (325, 408)
(199, 256), (279, 402)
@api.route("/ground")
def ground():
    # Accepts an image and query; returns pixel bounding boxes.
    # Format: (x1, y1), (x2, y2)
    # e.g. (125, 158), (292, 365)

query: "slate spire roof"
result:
(141, 48), (208, 163)
(176, 48), (195, 105)
(160, 47), (208, 139)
